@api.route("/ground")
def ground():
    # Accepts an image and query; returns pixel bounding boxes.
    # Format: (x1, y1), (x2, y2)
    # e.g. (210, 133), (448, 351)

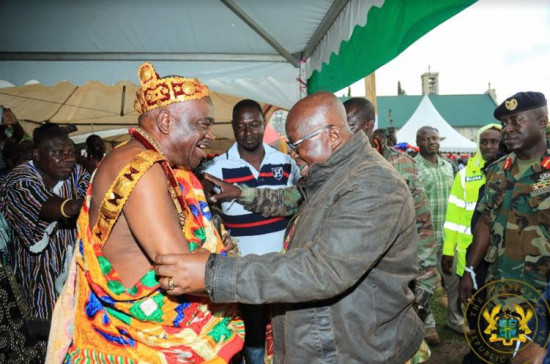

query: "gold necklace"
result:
(131, 126), (168, 158)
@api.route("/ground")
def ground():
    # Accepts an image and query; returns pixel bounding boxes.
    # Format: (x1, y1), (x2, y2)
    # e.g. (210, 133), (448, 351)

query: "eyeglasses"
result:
(286, 125), (333, 152)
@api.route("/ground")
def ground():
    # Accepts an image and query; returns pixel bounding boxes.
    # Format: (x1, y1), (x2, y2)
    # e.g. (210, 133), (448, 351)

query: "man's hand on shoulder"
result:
(154, 250), (211, 296)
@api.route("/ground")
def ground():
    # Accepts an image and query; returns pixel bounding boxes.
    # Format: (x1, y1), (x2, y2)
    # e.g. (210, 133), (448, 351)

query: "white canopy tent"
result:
(0, 0), (476, 107)
(396, 95), (477, 153)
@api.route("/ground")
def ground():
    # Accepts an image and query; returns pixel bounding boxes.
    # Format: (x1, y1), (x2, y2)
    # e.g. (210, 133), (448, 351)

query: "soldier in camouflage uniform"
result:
(460, 91), (550, 300)
(371, 128), (438, 313)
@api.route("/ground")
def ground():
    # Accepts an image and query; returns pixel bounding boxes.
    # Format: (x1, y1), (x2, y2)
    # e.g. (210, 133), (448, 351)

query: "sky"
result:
(336, 0), (550, 104)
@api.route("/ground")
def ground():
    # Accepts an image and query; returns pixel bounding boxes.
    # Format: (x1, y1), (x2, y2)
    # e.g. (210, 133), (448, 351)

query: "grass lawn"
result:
(424, 287), (470, 364)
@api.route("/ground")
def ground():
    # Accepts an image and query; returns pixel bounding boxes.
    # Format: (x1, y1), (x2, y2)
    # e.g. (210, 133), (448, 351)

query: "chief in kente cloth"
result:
(47, 63), (244, 364)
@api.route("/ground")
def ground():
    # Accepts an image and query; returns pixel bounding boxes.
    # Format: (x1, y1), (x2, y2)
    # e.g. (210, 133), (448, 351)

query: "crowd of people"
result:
(0, 62), (549, 364)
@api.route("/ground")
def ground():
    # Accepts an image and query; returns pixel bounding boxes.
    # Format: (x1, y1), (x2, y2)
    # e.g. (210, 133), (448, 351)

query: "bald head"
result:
(285, 92), (355, 177)
(286, 92), (352, 136)
(135, 97), (215, 168)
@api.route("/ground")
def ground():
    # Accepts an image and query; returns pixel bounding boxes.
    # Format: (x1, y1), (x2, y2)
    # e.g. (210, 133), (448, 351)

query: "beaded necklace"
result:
(129, 127), (186, 227)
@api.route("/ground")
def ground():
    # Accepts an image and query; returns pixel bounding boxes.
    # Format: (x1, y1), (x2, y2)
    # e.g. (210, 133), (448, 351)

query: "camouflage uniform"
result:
(380, 144), (438, 307)
(238, 143), (438, 307)
(478, 140), (550, 293)
(238, 184), (301, 218)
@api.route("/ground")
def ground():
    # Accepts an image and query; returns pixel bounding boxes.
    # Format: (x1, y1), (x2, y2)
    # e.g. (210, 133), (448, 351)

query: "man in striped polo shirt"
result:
(203, 99), (300, 363)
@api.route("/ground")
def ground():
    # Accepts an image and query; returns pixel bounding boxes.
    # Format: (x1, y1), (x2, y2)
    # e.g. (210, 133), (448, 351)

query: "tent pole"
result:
(120, 86), (126, 116)
(299, 60), (307, 99)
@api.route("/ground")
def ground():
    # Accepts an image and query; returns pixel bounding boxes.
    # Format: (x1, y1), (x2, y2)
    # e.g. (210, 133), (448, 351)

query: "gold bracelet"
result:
(60, 198), (73, 218)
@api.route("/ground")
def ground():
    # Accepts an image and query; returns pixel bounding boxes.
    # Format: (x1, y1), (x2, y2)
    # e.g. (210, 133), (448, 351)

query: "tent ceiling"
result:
(1, 1), (329, 55)
(0, 0), (342, 109)
(0, 0), (476, 110)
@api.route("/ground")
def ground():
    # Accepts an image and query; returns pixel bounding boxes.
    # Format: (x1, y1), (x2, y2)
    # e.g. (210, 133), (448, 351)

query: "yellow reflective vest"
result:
(442, 157), (485, 276)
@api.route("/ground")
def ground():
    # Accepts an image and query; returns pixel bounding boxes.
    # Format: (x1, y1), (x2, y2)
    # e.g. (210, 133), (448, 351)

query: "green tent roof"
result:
(375, 93), (498, 128)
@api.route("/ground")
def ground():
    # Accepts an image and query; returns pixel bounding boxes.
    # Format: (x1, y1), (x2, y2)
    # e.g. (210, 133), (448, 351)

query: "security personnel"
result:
(460, 91), (550, 301)
(442, 123), (502, 278)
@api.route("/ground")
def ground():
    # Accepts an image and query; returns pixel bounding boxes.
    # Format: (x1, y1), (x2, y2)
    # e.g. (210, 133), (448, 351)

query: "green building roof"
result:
(373, 93), (498, 128)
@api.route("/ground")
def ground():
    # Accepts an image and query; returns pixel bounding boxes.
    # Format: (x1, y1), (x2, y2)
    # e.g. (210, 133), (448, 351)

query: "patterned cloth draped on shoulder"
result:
(48, 147), (244, 363)
(47, 62), (244, 363)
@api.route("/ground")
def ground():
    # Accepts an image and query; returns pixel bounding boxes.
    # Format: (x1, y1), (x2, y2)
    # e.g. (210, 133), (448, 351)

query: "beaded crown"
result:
(134, 62), (210, 114)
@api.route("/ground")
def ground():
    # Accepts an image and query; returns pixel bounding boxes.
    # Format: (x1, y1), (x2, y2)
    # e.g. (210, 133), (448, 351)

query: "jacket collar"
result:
(301, 132), (369, 197)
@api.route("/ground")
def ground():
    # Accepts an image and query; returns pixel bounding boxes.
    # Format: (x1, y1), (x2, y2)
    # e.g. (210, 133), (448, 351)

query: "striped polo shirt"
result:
(204, 143), (300, 256)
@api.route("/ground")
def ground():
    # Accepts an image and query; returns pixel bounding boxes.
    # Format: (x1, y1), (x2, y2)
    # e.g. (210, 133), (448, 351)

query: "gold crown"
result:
(134, 62), (210, 114)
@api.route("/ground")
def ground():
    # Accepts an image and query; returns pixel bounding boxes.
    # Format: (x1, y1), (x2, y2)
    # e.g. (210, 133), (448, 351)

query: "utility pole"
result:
(364, 72), (378, 112)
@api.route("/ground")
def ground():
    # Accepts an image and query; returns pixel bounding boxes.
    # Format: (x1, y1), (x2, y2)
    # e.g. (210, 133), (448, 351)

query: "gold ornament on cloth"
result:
(134, 62), (210, 114)
(505, 98), (518, 111)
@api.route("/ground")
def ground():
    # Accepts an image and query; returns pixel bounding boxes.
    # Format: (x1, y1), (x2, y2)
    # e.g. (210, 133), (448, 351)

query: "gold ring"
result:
(168, 277), (175, 290)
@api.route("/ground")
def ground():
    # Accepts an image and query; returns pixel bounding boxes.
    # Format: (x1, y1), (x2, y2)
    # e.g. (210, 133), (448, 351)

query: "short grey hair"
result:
(416, 126), (439, 139)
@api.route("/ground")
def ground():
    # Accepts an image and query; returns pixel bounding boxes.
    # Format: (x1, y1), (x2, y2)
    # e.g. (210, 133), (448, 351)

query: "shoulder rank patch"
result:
(503, 157), (513, 171)
(530, 171), (550, 196)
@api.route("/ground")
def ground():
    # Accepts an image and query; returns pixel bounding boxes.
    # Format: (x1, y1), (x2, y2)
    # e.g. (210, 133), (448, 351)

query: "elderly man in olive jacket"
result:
(155, 92), (424, 364)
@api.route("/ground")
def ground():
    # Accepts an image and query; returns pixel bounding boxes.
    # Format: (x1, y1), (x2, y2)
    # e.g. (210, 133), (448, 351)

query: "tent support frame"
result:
(220, 0), (299, 67)
(302, 0), (350, 60)
(0, 52), (286, 63)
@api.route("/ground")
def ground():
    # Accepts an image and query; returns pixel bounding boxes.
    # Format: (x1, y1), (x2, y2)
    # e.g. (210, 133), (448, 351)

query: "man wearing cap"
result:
(46, 63), (244, 363)
(460, 91), (550, 300)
